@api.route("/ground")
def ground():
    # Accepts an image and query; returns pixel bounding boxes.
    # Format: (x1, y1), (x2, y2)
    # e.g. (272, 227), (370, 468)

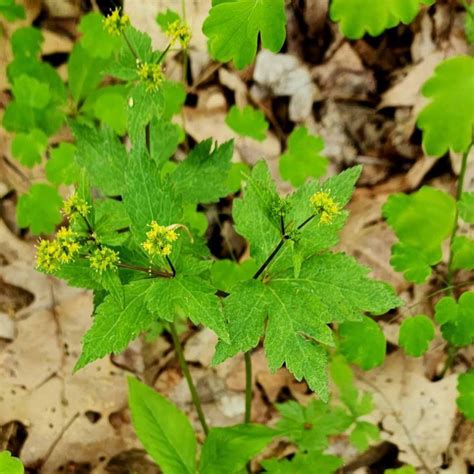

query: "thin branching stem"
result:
(165, 255), (176, 277)
(243, 212), (317, 423)
(121, 30), (139, 60)
(169, 322), (209, 435)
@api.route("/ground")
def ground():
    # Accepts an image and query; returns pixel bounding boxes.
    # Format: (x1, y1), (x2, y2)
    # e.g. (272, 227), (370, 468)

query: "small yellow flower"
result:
(103, 8), (130, 36)
(165, 19), (191, 48)
(142, 221), (179, 258)
(310, 190), (340, 225)
(36, 227), (81, 272)
(137, 62), (165, 91)
(63, 193), (91, 221)
(36, 239), (61, 273)
(89, 247), (120, 273)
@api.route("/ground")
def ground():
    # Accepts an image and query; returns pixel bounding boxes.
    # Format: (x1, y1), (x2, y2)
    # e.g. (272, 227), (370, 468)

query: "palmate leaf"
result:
(339, 317), (386, 370)
(225, 105), (269, 141)
(215, 253), (401, 400)
(202, 0), (286, 69)
(78, 12), (121, 59)
(262, 452), (342, 474)
(128, 378), (196, 474)
(75, 280), (156, 370)
(11, 128), (48, 167)
(233, 161), (362, 270)
(383, 186), (456, 283)
(45, 143), (80, 185)
(199, 424), (276, 474)
(0, 0), (25, 22)
(232, 161), (281, 267)
(398, 315), (435, 357)
(72, 123), (127, 196)
(279, 127), (328, 187)
(123, 146), (182, 244)
(275, 399), (352, 452)
(435, 292), (474, 347)
(17, 184), (62, 234)
(417, 56), (474, 156)
(349, 421), (380, 451)
(170, 139), (234, 204)
(451, 236), (474, 271)
(68, 43), (108, 104)
(330, 0), (433, 39)
(127, 82), (165, 144)
(146, 276), (228, 341)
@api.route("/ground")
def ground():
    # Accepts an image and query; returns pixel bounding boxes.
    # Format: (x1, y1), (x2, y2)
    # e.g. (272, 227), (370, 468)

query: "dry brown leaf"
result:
(358, 352), (459, 472)
(0, 223), (139, 472)
(252, 50), (319, 122)
(312, 43), (376, 101)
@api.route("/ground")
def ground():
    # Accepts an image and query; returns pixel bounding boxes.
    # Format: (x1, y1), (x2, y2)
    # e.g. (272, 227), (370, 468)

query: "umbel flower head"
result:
(36, 227), (81, 273)
(89, 247), (120, 274)
(165, 19), (191, 48)
(142, 221), (179, 258)
(63, 193), (91, 222)
(310, 190), (341, 224)
(137, 62), (165, 91)
(103, 8), (130, 35)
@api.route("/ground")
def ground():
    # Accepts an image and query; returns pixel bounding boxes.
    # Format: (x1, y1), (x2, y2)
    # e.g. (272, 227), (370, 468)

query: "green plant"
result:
(16, 6), (405, 471)
(383, 55), (474, 421)
(5, 1), (471, 471)
(329, 0), (434, 39)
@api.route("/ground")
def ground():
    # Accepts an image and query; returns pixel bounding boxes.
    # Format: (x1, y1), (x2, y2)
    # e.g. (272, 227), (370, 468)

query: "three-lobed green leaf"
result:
(202, 0), (286, 69)
(330, 0), (434, 39)
(398, 315), (435, 357)
(225, 105), (269, 141)
(279, 127), (328, 187)
(435, 292), (474, 347)
(417, 55), (474, 156)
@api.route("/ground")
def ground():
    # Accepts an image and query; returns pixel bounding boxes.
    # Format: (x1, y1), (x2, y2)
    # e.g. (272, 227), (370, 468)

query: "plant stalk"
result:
(446, 145), (471, 289)
(442, 143), (471, 377)
(243, 212), (318, 423)
(169, 322), (209, 435)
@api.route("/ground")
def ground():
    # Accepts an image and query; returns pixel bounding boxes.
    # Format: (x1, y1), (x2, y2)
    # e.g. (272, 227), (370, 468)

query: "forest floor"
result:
(0, 0), (473, 473)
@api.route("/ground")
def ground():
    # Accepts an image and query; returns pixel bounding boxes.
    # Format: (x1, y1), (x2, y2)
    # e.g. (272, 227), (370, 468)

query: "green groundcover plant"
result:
(2, 1), (473, 472)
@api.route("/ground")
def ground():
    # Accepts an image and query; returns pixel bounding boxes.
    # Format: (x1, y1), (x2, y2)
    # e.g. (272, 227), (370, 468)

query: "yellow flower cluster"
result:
(36, 227), (80, 273)
(63, 193), (91, 222)
(137, 62), (165, 91)
(89, 247), (120, 274)
(103, 8), (130, 35)
(310, 191), (340, 224)
(165, 19), (191, 48)
(142, 221), (178, 258)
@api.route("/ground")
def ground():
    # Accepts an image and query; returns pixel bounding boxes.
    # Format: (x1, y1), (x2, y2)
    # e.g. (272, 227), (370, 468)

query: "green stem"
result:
(157, 43), (172, 64)
(121, 30), (139, 60)
(169, 322), (209, 435)
(446, 145), (471, 290)
(442, 143), (471, 376)
(165, 255), (176, 277)
(116, 261), (172, 279)
(243, 212), (317, 423)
